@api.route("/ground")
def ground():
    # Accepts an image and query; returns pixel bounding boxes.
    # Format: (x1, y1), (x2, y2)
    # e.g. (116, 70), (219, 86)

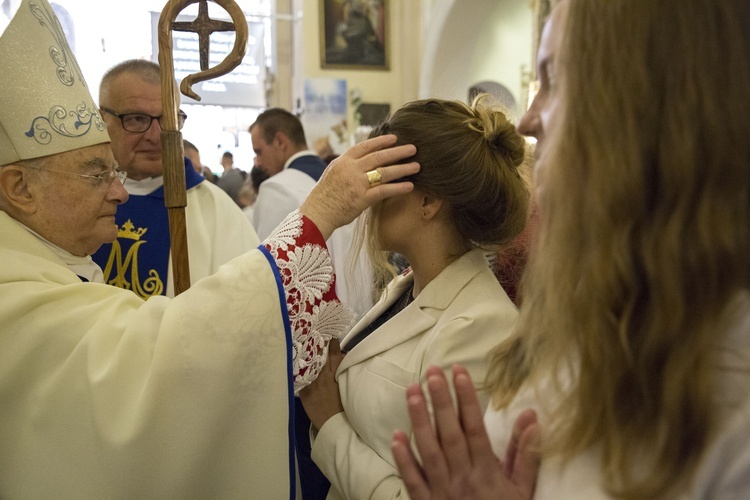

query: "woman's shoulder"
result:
(443, 251), (516, 313)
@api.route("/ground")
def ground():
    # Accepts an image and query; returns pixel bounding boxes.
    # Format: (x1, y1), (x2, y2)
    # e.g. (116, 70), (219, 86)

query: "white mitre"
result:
(0, 0), (109, 165)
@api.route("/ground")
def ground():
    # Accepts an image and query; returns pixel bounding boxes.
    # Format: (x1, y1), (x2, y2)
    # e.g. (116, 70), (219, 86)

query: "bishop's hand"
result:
(301, 134), (419, 240)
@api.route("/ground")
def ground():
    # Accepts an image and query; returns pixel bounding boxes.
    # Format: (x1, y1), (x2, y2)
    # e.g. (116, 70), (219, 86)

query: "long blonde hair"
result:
(486, 0), (750, 497)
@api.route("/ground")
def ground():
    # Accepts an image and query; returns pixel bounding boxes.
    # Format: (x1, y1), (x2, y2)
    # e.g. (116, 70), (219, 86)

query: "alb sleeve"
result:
(262, 210), (355, 393)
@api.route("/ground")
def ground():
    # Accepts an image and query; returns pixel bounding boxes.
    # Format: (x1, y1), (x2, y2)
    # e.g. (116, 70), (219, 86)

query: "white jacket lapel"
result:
(337, 250), (489, 371)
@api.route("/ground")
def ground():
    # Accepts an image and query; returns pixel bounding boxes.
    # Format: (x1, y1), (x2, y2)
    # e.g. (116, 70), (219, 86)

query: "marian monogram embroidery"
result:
(101, 219), (165, 299)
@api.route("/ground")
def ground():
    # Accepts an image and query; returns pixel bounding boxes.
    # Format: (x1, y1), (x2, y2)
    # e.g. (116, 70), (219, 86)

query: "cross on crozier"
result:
(172, 0), (235, 71)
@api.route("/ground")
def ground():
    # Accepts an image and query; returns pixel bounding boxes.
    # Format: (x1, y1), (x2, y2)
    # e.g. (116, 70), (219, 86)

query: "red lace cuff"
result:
(263, 210), (354, 392)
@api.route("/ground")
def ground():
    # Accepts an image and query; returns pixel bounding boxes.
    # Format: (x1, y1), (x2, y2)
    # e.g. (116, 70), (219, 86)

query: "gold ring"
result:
(366, 169), (382, 188)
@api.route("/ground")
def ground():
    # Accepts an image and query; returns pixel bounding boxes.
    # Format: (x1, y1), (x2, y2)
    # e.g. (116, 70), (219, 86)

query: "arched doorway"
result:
(419, 0), (534, 119)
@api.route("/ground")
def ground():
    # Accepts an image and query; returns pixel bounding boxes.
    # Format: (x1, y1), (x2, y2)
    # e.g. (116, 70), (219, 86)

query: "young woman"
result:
(300, 95), (531, 499)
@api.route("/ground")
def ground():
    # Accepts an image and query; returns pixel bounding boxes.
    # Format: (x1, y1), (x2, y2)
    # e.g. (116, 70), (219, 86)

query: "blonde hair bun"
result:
(466, 94), (525, 168)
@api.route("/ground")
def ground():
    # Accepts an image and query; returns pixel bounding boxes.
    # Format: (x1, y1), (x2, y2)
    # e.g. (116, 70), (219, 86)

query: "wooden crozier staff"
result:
(157, 0), (248, 295)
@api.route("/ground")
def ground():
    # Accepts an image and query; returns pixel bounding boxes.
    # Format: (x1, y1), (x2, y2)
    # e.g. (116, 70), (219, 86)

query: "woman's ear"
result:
(0, 165), (38, 214)
(420, 193), (444, 220)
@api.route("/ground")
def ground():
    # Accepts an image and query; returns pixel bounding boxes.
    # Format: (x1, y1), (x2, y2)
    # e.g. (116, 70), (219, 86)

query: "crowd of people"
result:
(1, 0), (749, 498)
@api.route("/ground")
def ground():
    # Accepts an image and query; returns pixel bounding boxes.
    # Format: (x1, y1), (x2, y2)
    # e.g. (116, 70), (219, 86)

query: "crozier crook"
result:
(157, 0), (248, 295)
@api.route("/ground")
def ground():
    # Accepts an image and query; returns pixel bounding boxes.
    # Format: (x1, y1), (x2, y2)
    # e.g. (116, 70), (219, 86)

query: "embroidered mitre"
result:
(0, 0), (109, 165)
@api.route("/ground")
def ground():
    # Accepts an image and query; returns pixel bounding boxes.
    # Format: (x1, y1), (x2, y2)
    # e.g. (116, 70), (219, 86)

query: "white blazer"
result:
(311, 249), (519, 499)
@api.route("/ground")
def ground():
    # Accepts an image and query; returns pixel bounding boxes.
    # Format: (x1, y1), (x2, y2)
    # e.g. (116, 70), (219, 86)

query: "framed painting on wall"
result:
(320, 0), (389, 70)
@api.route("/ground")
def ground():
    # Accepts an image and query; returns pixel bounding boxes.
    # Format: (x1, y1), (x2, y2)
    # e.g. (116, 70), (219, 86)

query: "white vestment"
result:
(0, 210), (351, 498)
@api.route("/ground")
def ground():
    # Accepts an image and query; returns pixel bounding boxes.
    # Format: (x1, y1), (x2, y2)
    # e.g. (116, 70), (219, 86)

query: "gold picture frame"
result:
(319, 0), (389, 71)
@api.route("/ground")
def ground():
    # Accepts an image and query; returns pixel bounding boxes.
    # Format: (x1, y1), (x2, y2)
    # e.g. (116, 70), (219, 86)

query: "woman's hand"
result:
(391, 365), (541, 500)
(301, 134), (419, 240)
(299, 339), (347, 429)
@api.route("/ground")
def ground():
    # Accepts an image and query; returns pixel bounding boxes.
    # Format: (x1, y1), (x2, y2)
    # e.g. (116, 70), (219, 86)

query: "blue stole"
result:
(287, 155), (326, 182)
(287, 154), (332, 499)
(91, 161), (204, 299)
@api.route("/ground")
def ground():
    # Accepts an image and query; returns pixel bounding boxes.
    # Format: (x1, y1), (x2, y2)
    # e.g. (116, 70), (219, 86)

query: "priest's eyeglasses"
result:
(24, 165), (127, 188)
(100, 107), (187, 133)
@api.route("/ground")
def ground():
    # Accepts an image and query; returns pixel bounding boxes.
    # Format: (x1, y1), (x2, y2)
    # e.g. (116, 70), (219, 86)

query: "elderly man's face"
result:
(28, 144), (128, 256)
(101, 73), (167, 181)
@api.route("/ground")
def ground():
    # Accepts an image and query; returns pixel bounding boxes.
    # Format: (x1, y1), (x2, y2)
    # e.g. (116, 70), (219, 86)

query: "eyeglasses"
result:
(24, 165), (127, 189)
(100, 107), (187, 133)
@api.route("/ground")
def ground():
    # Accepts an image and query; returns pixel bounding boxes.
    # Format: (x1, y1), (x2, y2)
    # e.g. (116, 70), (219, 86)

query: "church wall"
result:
(419, 0), (533, 120)
(300, 0), (422, 144)
(295, 0), (533, 147)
